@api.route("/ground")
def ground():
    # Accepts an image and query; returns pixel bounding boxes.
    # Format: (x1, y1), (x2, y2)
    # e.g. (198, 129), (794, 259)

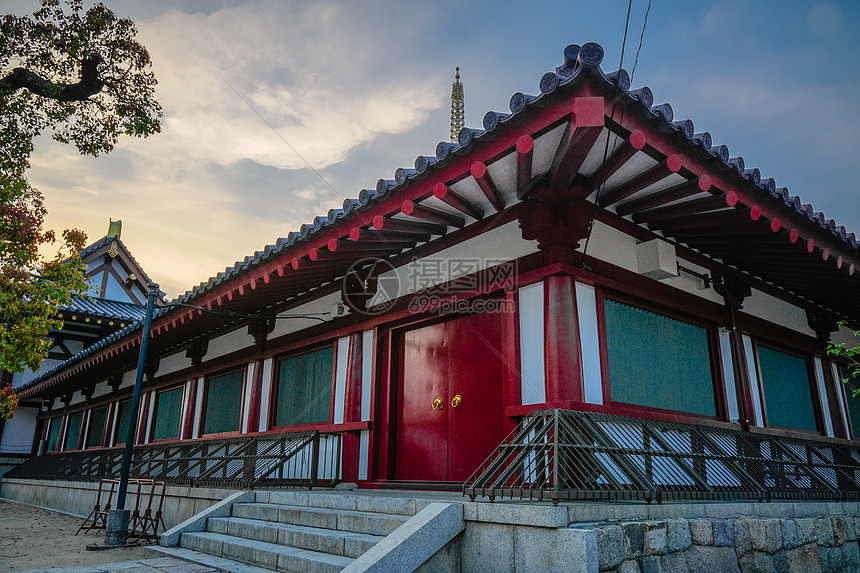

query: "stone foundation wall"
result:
(583, 514), (860, 573)
(0, 478), (237, 530)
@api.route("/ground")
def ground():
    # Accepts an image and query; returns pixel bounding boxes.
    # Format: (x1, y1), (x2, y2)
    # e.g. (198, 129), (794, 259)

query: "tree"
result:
(828, 322), (860, 397)
(0, 0), (162, 373)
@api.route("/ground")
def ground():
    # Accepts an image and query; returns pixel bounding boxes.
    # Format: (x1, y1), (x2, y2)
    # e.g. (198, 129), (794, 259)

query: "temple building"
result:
(4, 43), (860, 567)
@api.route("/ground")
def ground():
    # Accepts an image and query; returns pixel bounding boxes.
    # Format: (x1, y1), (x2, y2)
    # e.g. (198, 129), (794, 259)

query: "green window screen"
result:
(604, 299), (716, 416)
(274, 347), (334, 428)
(151, 387), (184, 441)
(758, 345), (817, 431)
(202, 370), (244, 435)
(86, 406), (108, 449)
(64, 412), (83, 450)
(114, 400), (132, 445)
(47, 417), (61, 450)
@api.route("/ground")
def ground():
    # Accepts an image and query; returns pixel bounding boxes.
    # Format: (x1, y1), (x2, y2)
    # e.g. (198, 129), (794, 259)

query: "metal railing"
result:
(464, 410), (860, 504)
(6, 430), (342, 489)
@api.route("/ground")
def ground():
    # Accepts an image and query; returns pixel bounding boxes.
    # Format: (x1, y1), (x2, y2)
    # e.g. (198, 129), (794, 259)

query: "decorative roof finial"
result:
(107, 219), (122, 238)
(450, 66), (464, 143)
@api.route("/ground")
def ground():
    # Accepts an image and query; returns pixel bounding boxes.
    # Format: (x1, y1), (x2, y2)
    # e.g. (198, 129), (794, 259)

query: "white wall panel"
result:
(361, 330), (374, 422)
(718, 330), (740, 423)
(742, 335), (764, 427)
(259, 358), (273, 432)
(241, 362), (256, 434)
(518, 282), (545, 405)
(358, 430), (370, 480)
(813, 357), (834, 437)
(333, 336), (350, 425)
(575, 282), (603, 405)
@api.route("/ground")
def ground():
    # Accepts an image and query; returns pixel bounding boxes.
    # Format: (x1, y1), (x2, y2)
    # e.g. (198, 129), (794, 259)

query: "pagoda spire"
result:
(450, 67), (464, 143)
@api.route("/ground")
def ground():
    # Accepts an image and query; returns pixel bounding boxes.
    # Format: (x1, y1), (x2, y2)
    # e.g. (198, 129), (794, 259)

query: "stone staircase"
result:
(169, 491), (422, 572)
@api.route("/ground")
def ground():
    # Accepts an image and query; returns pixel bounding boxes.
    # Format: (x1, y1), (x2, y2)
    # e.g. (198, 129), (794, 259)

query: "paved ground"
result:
(0, 499), (216, 573)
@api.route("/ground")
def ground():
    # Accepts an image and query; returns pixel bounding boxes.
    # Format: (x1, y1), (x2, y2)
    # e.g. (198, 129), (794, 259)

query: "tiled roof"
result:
(59, 297), (146, 323)
(18, 41), (860, 396)
(169, 42), (855, 307)
(79, 235), (155, 288)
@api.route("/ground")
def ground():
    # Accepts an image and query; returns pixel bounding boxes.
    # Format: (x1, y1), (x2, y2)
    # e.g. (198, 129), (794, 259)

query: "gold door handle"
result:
(451, 394), (462, 408)
(432, 397), (443, 410)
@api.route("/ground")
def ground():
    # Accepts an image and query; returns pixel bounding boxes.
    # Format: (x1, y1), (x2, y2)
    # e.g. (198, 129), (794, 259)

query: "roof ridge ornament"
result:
(450, 67), (464, 142)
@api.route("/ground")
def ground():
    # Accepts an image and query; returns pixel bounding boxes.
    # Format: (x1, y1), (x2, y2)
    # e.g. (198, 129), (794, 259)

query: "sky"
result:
(7, 0), (860, 298)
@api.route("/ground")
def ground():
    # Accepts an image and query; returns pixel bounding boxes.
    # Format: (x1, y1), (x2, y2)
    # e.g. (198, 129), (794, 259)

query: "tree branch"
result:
(0, 54), (104, 102)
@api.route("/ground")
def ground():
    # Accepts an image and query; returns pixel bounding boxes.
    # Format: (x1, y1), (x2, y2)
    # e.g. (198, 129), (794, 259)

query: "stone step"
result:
(208, 516), (384, 558)
(232, 502), (409, 536)
(182, 530), (353, 573)
(257, 490), (420, 516)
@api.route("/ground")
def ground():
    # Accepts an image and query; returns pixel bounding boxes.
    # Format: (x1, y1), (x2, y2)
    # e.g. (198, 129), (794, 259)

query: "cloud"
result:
(133, 1), (445, 171)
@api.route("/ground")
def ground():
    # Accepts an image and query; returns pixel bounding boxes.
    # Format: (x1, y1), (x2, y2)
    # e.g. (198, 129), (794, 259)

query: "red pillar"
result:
(544, 274), (583, 406)
(342, 332), (364, 482)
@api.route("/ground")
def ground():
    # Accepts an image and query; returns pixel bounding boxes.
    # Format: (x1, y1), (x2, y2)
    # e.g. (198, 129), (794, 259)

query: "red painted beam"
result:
(471, 161), (505, 211)
(633, 192), (738, 226)
(400, 199), (465, 228)
(584, 129), (646, 193)
(548, 97), (606, 193)
(432, 183), (484, 220)
(349, 227), (430, 244)
(516, 135), (534, 197)
(372, 215), (447, 236)
(598, 154), (683, 207)
(616, 175), (712, 216)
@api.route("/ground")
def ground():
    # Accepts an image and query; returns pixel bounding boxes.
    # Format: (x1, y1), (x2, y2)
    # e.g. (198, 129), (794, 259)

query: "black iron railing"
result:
(6, 430), (342, 489)
(464, 410), (860, 504)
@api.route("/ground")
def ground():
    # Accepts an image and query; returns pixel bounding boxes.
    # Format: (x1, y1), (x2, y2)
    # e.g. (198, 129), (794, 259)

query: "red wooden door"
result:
(395, 312), (505, 481)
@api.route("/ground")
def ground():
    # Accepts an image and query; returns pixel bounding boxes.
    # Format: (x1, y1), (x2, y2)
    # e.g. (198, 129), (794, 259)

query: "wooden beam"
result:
(597, 154), (683, 207)
(400, 199), (466, 228)
(432, 183), (484, 220)
(516, 135), (534, 197)
(651, 207), (758, 233)
(349, 227), (431, 244)
(547, 99), (607, 193)
(372, 215), (448, 236)
(328, 238), (415, 253)
(616, 175), (712, 216)
(633, 193), (738, 226)
(471, 161), (505, 211)
(584, 129), (646, 193)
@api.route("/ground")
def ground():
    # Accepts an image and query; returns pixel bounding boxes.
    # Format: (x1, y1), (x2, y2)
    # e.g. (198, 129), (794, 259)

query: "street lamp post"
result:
(104, 282), (159, 546)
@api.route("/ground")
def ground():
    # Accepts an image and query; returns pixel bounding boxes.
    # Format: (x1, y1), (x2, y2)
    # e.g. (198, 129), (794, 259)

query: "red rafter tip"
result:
(372, 215), (385, 229)
(698, 174), (712, 191)
(837, 256), (843, 269)
(401, 200), (415, 215)
(516, 135), (534, 154)
(666, 155), (682, 173)
(629, 130), (646, 150)
(789, 229), (799, 243)
(807, 239), (815, 253)
(471, 161), (487, 178)
(750, 205), (762, 220)
(262, 273), (270, 284)
(725, 192), (738, 207)
(850, 263), (855, 276)
(822, 248), (830, 261)
(250, 279), (257, 290)
(291, 257), (300, 270)
(349, 227), (362, 241)
(770, 219), (781, 233)
(227, 291), (234, 301)
(432, 182), (448, 198)
(238, 284), (245, 296)
(309, 248), (320, 261)
(328, 238), (339, 251)
(216, 295), (223, 305)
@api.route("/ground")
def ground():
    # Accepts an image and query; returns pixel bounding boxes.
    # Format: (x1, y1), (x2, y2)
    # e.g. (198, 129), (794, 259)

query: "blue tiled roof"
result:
(59, 297), (146, 323)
